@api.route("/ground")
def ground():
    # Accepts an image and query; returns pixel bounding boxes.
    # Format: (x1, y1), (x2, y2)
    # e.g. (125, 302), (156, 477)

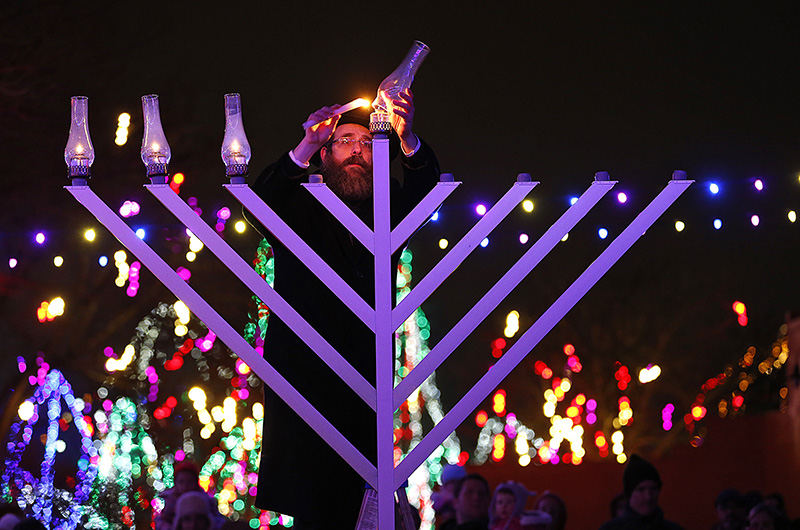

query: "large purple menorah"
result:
(65, 94), (691, 529)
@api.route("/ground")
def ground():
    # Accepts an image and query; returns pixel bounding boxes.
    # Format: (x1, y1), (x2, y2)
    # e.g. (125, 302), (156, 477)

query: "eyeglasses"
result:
(329, 137), (373, 149)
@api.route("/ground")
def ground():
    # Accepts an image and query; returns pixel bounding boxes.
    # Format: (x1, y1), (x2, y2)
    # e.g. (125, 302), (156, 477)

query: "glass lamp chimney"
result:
(371, 40), (430, 114)
(221, 93), (251, 177)
(140, 94), (171, 178)
(64, 96), (94, 178)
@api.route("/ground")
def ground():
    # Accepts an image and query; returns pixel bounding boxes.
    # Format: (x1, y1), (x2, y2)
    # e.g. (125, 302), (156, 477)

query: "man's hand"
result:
(390, 89), (419, 154)
(292, 105), (342, 166)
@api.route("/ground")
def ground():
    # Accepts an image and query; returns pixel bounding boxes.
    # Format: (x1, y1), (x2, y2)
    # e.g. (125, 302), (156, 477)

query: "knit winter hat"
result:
(175, 491), (212, 524)
(441, 463), (467, 485)
(623, 454), (662, 498)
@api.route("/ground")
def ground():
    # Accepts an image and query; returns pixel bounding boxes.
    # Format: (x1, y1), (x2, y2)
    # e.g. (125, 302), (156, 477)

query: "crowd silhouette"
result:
(0, 454), (795, 529)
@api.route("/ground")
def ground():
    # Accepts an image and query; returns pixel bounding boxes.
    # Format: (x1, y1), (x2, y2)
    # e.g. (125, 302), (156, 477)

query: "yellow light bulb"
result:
(188, 387), (206, 402)
(522, 199), (534, 213)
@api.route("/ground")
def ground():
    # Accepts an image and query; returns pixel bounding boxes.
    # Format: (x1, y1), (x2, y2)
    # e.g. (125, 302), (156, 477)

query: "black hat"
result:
(308, 108), (401, 167)
(715, 488), (743, 507)
(623, 454), (662, 498)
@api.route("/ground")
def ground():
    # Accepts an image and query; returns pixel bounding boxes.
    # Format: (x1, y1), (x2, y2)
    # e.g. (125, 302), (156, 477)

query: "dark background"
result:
(1, 0), (799, 521)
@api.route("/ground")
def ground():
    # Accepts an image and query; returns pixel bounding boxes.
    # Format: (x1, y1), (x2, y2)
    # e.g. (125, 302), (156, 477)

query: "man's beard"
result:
(321, 155), (373, 202)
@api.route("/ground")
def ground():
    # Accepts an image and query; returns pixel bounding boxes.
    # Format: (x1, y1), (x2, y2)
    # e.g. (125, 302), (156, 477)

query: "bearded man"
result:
(246, 90), (440, 529)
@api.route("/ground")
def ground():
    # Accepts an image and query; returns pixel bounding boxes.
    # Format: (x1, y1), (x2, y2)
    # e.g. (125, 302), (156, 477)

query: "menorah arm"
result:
(390, 180), (460, 253)
(65, 184), (377, 486)
(301, 182), (375, 253)
(147, 184), (377, 411)
(392, 180), (616, 409)
(392, 181), (538, 329)
(393, 178), (692, 488)
(228, 184), (375, 330)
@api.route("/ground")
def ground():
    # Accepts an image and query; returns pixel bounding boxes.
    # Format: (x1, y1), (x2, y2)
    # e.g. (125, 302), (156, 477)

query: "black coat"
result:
(246, 141), (440, 525)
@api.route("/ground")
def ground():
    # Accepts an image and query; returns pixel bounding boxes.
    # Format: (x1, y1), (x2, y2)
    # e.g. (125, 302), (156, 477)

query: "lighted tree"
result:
(1, 361), (100, 528)
(100, 301), (266, 525)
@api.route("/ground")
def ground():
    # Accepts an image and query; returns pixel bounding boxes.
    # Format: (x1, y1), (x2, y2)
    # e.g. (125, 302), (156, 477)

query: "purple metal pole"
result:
(393, 179), (616, 409)
(390, 180), (460, 253)
(147, 184), (376, 410)
(372, 134), (395, 529)
(393, 178), (692, 487)
(392, 180), (538, 329)
(65, 183), (377, 486)
(227, 184), (375, 330)
(302, 182), (375, 252)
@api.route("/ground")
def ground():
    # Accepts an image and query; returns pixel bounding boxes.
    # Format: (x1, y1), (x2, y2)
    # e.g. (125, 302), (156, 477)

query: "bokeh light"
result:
(115, 112), (130, 146)
(504, 311), (520, 338)
(119, 201), (141, 218)
(17, 400), (34, 421)
(638, 364), (661, 383)
(713, 219), (722, 230)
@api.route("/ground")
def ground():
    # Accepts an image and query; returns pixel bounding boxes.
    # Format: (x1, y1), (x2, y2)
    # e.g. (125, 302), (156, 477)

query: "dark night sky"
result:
(1, 2), (799, 455)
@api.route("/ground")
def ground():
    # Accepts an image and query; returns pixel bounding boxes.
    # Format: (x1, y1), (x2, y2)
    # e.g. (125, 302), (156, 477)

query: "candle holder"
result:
(65, 93), (692, 530)
(221, 93), (251, 182)
(141, 94), (171, 182)
(369, 110), (393, 135)
(64, 96), (94, 181)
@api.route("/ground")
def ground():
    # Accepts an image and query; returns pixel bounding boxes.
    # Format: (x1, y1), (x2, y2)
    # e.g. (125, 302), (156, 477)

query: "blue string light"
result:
(2, 365), (98, 528)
